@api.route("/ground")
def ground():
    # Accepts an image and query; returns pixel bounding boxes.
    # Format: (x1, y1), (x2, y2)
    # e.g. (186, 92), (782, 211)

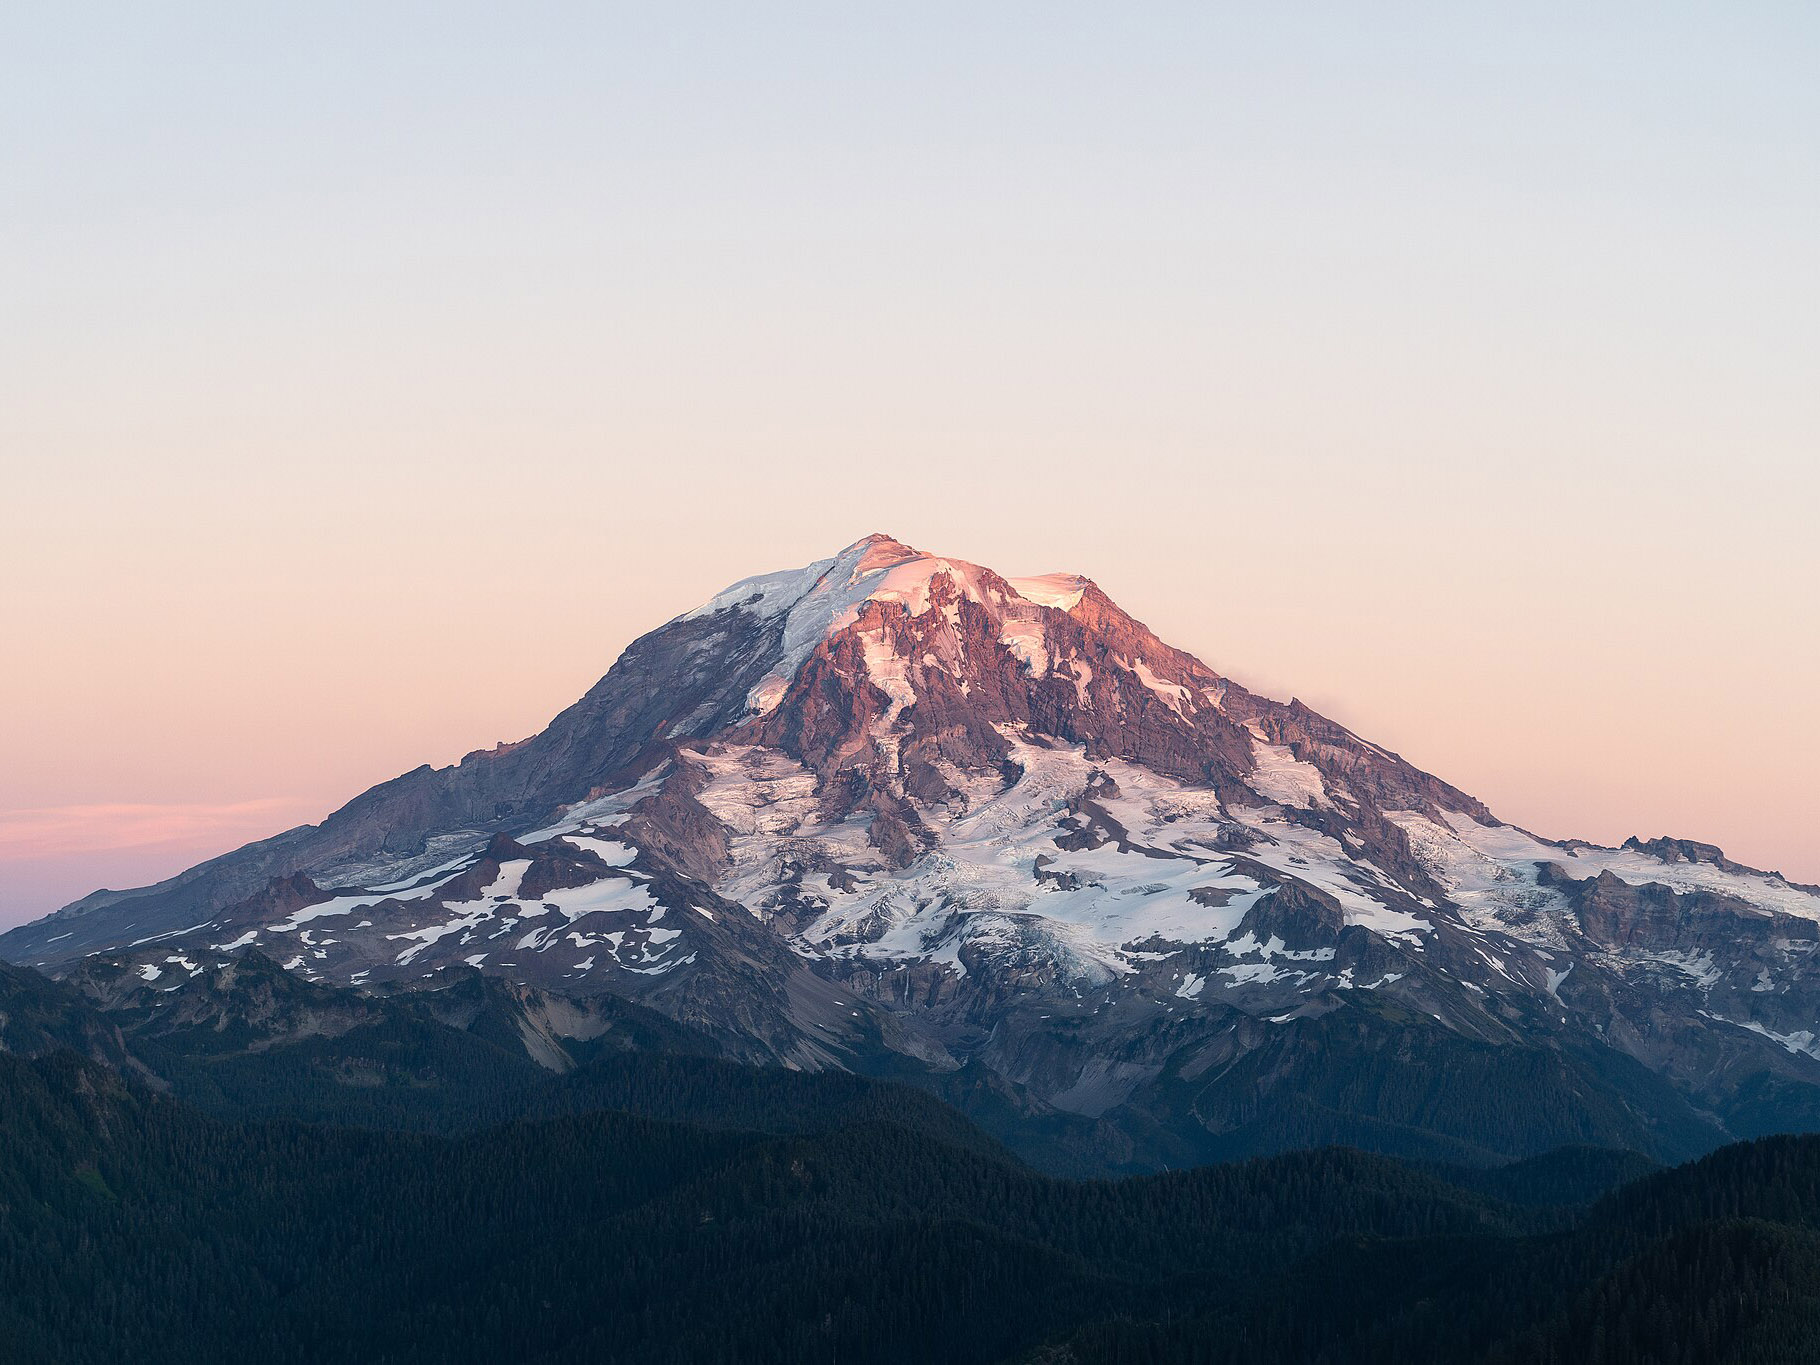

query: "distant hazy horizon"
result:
(3, 3), (1815, 924)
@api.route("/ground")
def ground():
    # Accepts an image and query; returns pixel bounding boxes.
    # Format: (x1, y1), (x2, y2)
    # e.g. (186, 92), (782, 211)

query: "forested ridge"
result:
(5, 1045), (1820, 1364)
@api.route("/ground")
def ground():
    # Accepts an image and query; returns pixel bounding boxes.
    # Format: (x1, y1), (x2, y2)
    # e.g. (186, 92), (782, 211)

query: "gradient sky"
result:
(3, 3), (1816, 926)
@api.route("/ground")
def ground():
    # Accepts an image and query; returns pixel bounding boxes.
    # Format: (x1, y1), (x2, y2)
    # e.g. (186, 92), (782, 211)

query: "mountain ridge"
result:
(6, 533), (1818, 1170)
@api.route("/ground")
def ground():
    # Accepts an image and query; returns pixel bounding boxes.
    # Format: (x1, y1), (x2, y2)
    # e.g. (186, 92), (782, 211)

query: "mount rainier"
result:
(9, 533), (1818, 1170)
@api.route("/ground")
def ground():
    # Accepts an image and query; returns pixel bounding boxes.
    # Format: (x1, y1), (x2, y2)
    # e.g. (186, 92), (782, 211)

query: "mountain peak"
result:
(10, 535), (1820, 1183)
(847, 532), (922, 572)
(687, 536), (1097, 633)
(685, 536), (1107, 717)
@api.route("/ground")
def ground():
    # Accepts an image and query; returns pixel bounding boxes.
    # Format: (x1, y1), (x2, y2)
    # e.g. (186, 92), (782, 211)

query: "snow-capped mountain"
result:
(8, 534), (1819, 1166)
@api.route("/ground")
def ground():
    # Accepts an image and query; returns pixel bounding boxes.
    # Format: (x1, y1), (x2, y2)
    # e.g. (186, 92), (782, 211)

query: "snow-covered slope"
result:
(7, 533), (1819, 1158)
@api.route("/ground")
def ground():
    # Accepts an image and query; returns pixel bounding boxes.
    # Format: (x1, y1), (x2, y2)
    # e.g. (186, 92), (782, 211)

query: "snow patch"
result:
(1127, 658), (1192, 716)
(1008, 573), (1088, 612)
(1242, 730), (1330, 811)
(999, 617), (1050, 677)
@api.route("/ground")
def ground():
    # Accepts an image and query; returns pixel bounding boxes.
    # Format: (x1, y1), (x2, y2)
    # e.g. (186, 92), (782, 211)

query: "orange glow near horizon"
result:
(2, 6), (1815, 923)
(3, 509), (1815, 925)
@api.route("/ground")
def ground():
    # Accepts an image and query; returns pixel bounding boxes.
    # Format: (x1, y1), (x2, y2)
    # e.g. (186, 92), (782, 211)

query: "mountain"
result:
(7, 532), (1820, 1169)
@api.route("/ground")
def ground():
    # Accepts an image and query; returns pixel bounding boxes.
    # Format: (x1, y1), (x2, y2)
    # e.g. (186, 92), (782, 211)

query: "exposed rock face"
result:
(1624, 835), (1738, 868)
(0, 958), (139, 1073)
(64, 948), (382, 1049)
(6, 532), (1820, 1164)
(29, 600), (793, 952)
(9, 948), (710, 1102)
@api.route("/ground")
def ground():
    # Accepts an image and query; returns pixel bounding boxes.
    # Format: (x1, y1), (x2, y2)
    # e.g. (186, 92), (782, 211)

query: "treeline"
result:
(1061, 1137), (1820, 1365)
(5, 1047), (1820, 1364)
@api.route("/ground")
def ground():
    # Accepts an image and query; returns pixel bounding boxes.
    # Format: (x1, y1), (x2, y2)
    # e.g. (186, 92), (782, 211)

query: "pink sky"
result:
(3, 7), (1815, 925)
(3, 506), (1814, 927)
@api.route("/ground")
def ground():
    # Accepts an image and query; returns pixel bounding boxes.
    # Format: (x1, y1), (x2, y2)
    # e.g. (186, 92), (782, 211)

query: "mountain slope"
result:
(7, 533), (1819, 1167)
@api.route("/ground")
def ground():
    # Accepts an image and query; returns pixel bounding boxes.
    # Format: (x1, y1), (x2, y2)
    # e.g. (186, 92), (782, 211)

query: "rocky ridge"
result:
(6, 533), (1818, 1165)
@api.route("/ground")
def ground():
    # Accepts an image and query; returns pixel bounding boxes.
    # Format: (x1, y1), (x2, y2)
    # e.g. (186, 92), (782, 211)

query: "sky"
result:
(2, 3), (1816, 926)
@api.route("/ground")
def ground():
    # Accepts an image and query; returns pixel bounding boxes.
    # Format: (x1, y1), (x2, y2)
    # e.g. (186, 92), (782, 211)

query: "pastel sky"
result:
(2, 3), (1816, 926)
